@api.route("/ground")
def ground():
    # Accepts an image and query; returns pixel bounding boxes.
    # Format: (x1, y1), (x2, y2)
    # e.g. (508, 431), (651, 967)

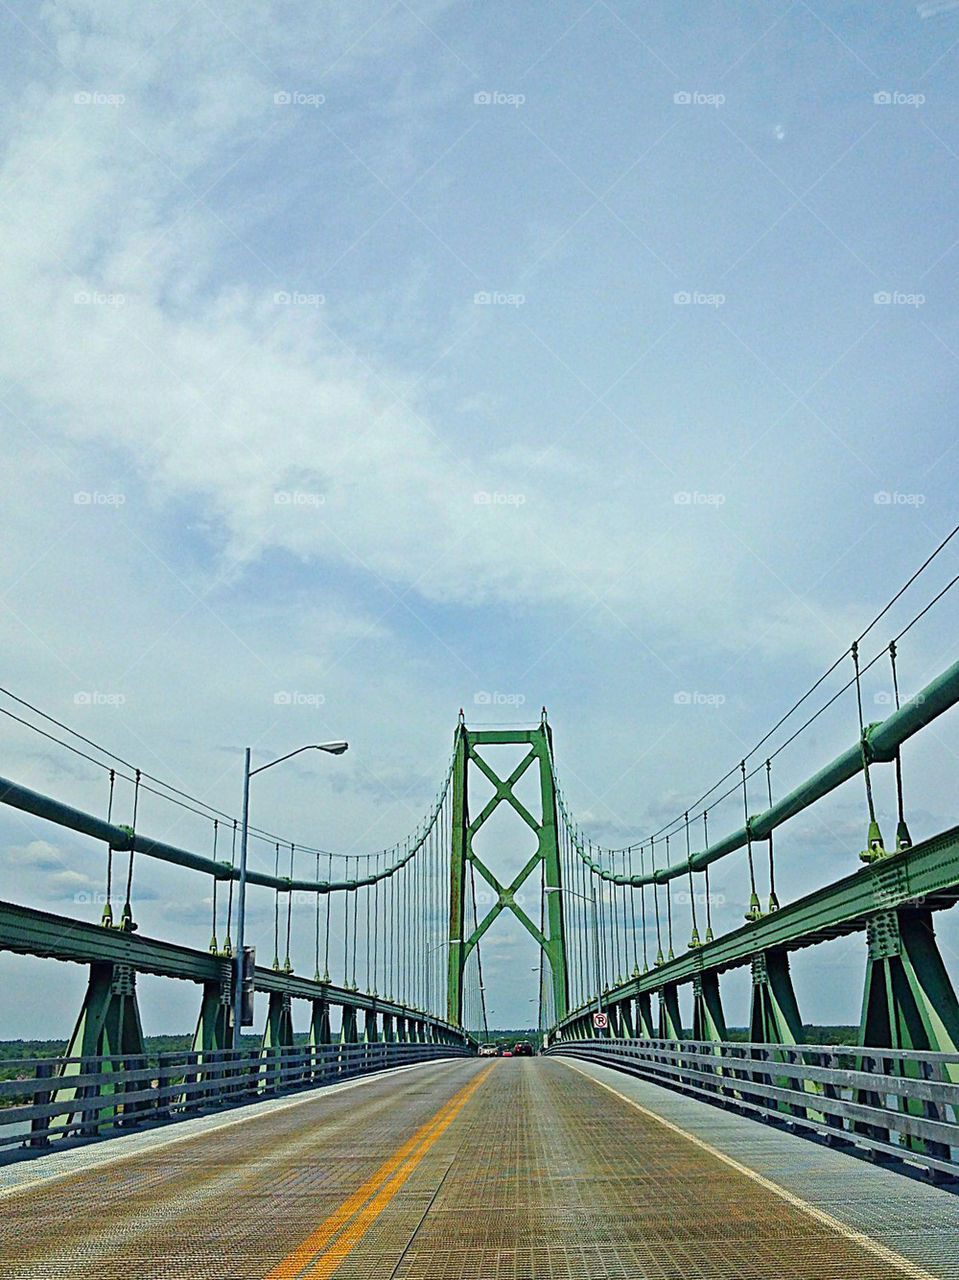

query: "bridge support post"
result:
(52, 961), (147, 1134)
(692, 971), (727, 1041)
(617, 997), (635, 1038)
(310, 998), (332, 1082)
(637, 991), (656, 1039)
(657, 983), (684, 1040)
(860, 908), (959, 1057)
(749, 949), (803, 1044)
(260, 991), (294, 1094)
(858, 907), (959, 1157)
(381, 1011), (395, 1042)
(193, 979), (232, 1054)
(749, 949), (806, 1116)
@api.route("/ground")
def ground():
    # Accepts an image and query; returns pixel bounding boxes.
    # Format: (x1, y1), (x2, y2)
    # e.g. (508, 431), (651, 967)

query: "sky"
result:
(2, 0), (959, 1038)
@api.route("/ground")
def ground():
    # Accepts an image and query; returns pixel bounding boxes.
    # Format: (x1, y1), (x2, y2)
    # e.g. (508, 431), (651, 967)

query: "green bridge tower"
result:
(447, 710), (569, 1028)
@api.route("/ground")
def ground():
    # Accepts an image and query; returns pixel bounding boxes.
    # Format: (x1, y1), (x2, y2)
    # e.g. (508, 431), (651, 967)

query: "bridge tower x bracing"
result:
(447, 712), (569, 1027)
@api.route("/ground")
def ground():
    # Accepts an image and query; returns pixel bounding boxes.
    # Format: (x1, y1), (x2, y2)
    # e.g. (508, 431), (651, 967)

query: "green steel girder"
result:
(448, 720), (568, 1025)
(636, 991), (656, 1038)
(261, 991), (294, 1051)
(0, 899), (470, 1044)
(193, 979), (232, 1054)
(341, 1005), (358, 1043)
(860, 908), (959, 1062)
(750, 948), (804, 1045)
(658, 983), (684, 1039)
(51, 960), (147, 1126)
(309, 998), (332, 1046)
(552, 821), (959, 1037)
(692, 971), (727, 1041)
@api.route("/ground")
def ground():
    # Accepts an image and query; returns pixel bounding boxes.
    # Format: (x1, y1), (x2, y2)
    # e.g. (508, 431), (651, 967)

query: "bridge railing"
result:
(547, 1038), (959, 1178)
(0, 1041), (471, 1152)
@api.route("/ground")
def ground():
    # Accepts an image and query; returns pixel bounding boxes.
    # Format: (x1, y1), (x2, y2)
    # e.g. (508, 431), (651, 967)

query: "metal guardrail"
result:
(0, 1041), (470, 1152)
(548, 1038), (959, 1178)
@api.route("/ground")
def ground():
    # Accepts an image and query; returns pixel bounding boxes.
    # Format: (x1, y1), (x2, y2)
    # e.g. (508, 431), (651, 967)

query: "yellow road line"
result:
(562, 1059), (942, 1280)
(265, 1063), (493, 1280)
(0, 1060), (438, 1203)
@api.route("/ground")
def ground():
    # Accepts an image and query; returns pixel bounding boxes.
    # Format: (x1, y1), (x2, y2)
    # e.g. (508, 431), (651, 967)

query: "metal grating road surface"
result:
(1, 1057), (953, 1279)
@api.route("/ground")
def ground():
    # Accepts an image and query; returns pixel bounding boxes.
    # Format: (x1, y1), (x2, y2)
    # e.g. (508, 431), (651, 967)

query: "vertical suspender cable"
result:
(102, 769), (116, 926)
(853, 639), (885, 858)
(209, 821), (219, 953)
(323, 852), (332, 982)
(765, 762), (779, 911)
(741, 761), (762, 919)
(284, 843), (294, 972)
(665, 834), (674, 960)
(889, 640), (912, 851)
(685, 811), (700, 946)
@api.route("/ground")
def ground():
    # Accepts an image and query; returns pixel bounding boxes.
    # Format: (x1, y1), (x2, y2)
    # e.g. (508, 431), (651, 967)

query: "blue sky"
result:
(2, 0), (959, 1036)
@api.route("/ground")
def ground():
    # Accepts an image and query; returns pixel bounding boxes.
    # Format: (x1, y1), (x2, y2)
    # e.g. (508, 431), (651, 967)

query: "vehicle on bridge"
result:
(512, 1041), (534, 1056)
(477, 1043), (499, 1056)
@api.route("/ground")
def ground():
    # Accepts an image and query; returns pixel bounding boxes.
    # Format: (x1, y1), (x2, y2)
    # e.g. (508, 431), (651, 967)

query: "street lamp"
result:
(233, 741), (349, 1047)
(544, 885), (603, 1028)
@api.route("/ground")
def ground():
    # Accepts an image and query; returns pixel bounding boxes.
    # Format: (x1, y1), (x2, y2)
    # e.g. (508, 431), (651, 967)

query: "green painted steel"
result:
(0, 898), (471, 1045)
(193, 979), (232, 1054)
(692, 971), (727, 1041)
(658, 983), (683, 1039)
(50, 960), (147, 1128)
(447, 716), (568, 1026)
(309, 998), (332, 1046)
(561, 655), (959, 889)
(0, 762), (455, 894)
(860, 908), (959, 1064)
(552, 821), (959, 1039)
(749, 949), (804, 1045)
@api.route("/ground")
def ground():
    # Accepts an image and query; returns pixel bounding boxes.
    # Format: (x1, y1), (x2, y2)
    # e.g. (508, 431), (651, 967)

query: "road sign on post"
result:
(592, 1011), (608, 1030)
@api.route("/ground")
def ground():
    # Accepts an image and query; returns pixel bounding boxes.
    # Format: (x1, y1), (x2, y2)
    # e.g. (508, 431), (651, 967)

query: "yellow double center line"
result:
(265, 1063), (494, 1280)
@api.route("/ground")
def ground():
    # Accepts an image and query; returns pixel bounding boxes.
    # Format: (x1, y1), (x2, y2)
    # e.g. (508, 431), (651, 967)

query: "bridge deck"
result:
(1, 1057), (956, 1279)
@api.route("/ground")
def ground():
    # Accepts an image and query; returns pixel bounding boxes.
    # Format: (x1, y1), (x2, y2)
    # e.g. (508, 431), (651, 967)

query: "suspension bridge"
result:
(2, 564), (959, 1276)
